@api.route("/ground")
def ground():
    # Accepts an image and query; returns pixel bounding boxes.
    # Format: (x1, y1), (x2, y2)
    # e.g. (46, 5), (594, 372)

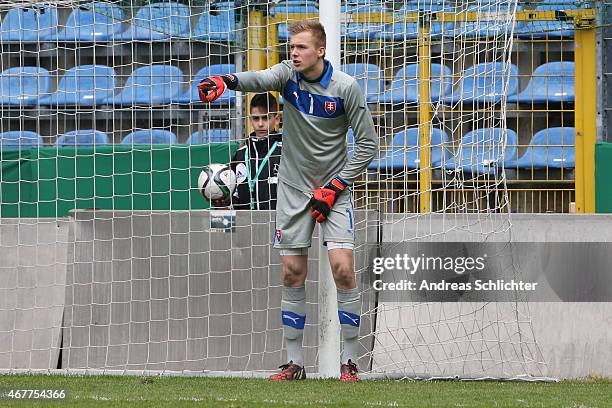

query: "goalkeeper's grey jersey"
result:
(234, 60), (377, 192)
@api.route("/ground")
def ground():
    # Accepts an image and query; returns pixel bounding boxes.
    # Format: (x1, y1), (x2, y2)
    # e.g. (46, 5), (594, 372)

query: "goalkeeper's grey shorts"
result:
(273, 180), (355, 250)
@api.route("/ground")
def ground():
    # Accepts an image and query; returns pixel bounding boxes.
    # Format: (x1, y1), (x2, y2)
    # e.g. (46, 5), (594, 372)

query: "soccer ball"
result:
(197, 164), (237, 201)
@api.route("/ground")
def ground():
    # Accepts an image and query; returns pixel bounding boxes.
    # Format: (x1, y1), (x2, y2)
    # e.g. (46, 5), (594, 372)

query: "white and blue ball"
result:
(197, 164), (237, 201)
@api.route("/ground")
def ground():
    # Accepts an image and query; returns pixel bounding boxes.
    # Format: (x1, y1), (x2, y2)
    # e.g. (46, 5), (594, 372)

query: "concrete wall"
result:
(0, 219), (69, 369)
(0, 212), (611, 379)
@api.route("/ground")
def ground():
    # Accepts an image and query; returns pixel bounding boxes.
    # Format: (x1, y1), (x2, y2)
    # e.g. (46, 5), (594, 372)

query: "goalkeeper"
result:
(198, 20), (377, 382)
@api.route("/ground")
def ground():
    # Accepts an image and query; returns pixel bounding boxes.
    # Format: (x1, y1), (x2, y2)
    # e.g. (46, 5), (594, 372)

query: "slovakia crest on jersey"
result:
(324, 101), (337, 115)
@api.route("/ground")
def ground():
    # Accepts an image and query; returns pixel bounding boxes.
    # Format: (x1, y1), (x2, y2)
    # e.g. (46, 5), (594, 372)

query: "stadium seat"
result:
(192, 7), (235, 41)
(270, 1), (318, 16)
(56, 130), (110, 146)
(53, 2), (126, 42)
(377, 2), (454, 40)
(0, 6), (59, 42)
(516, 1), (581, 39)
(121, 129), (177, 145)
(174, 64), (235, 104)
(39, 65), (116, 106)
(341, 1), (386, 41)
(371, 127), (450, 171)
(375, 64), (453, 104)
(0, 131), (43, 149)
(341, 63), (384, 101)
(106, 65), (183, 106)
(116, 2), (190, 41)
(187, 129), (231, 144)
(447, 2), (520, 38)
(505, 127), (575, 169)
(444, 128), (518, 174)
(507, 62), (574, 104)
(443, 62), (519, 104)
(0, 67), (51, 106)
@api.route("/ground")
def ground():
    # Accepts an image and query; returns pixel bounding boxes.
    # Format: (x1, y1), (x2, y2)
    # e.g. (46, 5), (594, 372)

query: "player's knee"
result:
(331, 260), (355, 288)
(282, 259), (307, 287)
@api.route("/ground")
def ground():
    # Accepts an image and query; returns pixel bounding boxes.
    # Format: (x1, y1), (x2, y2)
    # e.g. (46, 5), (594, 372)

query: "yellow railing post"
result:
(418, 14), (432, 213)
(574, 24), (597, 213)
(246, 10), (267, 133)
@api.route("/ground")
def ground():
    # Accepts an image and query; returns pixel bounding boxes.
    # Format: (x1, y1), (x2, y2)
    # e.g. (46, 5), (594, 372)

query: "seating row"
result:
(346, 127), (575, 173)
(0, 1), (585, 43)
(2, 126), (575, 172)
(0, 61), (573, 106)
(0, 129), (231, 147)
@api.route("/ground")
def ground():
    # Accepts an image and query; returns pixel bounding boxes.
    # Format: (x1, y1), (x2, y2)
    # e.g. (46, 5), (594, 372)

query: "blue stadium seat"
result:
(341, 1), (386, 41)
(0, 131), (43, 149)
(516, 1), (582, 39)
(278, 23), (290, 41)
(271, 1), (318, 16)
(53, 2), (126, 42)
(0, 67), (51, 106)
(444, 128), (518, 174)
(121, 129), (177, 145)
(174, 64), (235, 104)
(106, 65), (183, 106)
(0, 6), (59, 42)
(192, 7), (235, 41)
(377, 2), (454, 40)
(117, 2), (190, 41)
(370, 127), (450, 171)
(56, 130), (110, 146)
(507, 62), (574, 104)
(187, 129), (231, 144)
(375, 64), (452, 104)
(341, 63), (384, 101)
(505, 127), (575, 169)
(443, 62), (519, 104)
(39, 65), (116, 106)
(447, 2), (520, 38)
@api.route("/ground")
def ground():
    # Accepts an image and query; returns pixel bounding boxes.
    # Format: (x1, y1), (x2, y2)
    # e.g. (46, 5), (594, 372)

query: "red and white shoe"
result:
(340, 359), (360, 382)
(269, 361), (306, 381)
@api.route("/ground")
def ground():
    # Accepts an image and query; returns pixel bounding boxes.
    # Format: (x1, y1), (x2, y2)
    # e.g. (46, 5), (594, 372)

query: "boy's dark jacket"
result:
(230, 132), (282, 210)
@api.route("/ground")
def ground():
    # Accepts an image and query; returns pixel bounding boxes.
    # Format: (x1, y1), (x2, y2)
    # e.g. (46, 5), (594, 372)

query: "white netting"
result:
(0, 0), (558, 379)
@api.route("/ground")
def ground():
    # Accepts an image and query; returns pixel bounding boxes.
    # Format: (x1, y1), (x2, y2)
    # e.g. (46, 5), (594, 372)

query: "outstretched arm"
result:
(198, 61), (293, 102)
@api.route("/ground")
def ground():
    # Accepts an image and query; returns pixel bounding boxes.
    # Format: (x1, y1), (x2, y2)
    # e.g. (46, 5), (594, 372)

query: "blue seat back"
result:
(271, 1), (318, 15)
(458, 128), (518, 164)
(122, 129), (177, 145)
(390, 64), (452, 101)
(0, 131), (43, 149)
(341, 63), (383, 100)
(0, 6), (59, 41)
(188, 129), (231, 144)
(523, 127), (575, 168)
(132, 2), (191, 38)
(450, 62), (519, 100)
(0, 67), (51, 104)
(56, 130), (110, 146)
(384, 127), (449, 168)
(59, 2), (125, 41)
(527, 62), (574, 100)
(55, 65), (116, 102)
(183, 64), (235, 103)
(121, 65), (183, 104)
(192, 7), (235, 40)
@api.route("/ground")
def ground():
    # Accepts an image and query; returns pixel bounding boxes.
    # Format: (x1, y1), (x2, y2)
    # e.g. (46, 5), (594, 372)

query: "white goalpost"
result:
(0, 0), (558, 380)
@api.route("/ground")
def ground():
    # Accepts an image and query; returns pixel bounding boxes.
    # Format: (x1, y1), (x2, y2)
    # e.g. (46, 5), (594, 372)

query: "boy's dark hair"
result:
(250, 93), (279, 114)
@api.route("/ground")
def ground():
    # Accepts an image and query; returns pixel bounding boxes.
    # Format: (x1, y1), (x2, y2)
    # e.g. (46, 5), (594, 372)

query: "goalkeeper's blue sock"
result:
(281, 285), (306, 366)
(337, 287), (361, 364)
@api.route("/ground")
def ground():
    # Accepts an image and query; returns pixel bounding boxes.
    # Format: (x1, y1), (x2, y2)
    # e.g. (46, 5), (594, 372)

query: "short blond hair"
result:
(288, 20), (326, 48)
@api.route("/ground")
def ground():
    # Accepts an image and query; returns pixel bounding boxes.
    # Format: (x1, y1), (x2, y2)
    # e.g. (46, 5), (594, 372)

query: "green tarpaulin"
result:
(0, 144), (237, 217)
(595, 142), (612, 213)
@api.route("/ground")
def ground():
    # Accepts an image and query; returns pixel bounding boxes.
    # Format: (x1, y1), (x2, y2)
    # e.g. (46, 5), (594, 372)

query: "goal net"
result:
(0, 0), (548, 379)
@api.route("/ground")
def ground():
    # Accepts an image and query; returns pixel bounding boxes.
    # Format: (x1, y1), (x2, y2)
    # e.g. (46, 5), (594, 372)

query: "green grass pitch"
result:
(1, 374), (610, 407)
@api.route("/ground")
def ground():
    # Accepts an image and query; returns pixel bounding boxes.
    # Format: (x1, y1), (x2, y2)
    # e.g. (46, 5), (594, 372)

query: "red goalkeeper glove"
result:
(309, 177), (349, 223)
(197, 74), (237, 103)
